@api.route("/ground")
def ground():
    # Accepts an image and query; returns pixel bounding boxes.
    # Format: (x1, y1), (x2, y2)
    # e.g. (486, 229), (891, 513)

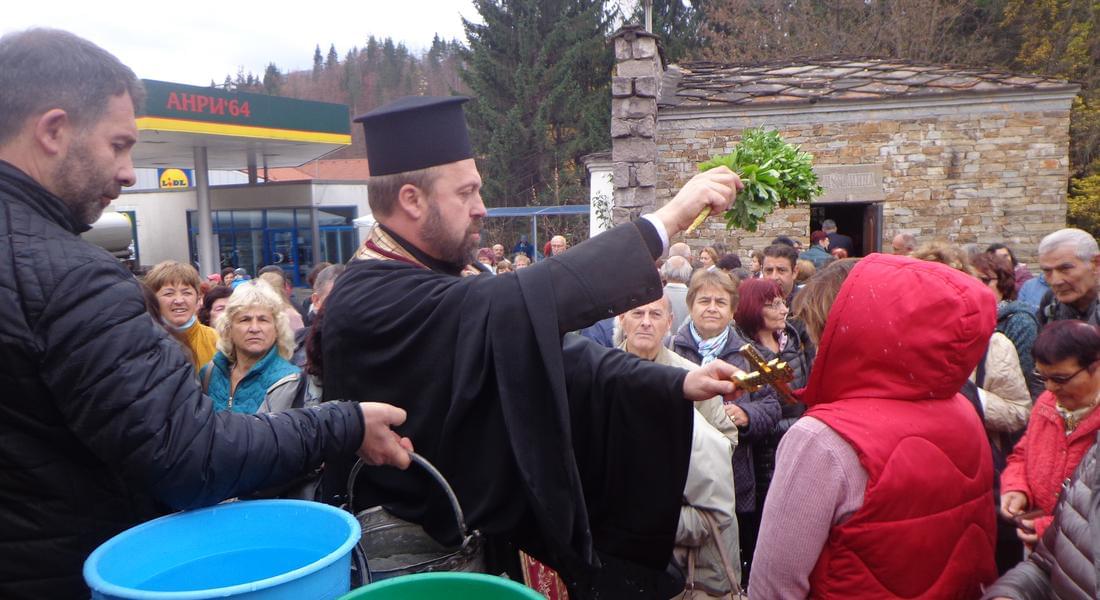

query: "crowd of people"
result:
(460, 215), (1100, 598)
(137, 206), (1100, 598)
(111, 218), (1100, 599)
(4, 27), (1100, 600)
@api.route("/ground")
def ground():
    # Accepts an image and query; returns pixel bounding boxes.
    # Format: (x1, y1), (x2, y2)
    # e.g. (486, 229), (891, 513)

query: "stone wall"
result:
(655, 100), (1072, 267)
(610, 26), (662, 223)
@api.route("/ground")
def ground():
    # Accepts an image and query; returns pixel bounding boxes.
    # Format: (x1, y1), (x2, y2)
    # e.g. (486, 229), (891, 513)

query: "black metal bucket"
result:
(348, 452), (485, 583)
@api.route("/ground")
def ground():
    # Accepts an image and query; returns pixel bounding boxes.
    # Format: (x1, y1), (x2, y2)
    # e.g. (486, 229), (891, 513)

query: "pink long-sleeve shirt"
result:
(747, 416), (867, 599)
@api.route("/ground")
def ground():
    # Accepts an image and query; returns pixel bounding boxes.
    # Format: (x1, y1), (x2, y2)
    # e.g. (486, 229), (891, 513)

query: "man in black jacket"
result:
(0, 28), (413, 598)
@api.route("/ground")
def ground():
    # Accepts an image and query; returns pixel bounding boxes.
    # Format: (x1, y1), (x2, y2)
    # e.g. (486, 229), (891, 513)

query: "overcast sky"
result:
(1, 1), (479, 86)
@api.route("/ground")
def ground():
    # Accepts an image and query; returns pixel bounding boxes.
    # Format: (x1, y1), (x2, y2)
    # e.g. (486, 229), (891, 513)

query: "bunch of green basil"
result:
(698, 128), (823, 232)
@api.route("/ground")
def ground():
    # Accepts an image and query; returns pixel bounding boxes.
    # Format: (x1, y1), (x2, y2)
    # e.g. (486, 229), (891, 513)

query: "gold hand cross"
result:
(733, 343), (798, 405)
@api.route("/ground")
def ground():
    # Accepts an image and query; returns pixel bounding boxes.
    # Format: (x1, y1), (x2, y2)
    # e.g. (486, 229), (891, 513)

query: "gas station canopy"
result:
(132, 79), (353, 276)
(134, 79), (351, 169)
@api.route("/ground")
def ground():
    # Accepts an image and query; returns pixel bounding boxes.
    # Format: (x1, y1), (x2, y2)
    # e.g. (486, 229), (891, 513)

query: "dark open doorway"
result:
(810, 202), (883, 257)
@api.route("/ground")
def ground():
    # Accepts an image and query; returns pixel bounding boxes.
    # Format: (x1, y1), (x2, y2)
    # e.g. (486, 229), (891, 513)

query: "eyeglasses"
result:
(1033, 365), (1091, 385)
(763, 299), (788, 311)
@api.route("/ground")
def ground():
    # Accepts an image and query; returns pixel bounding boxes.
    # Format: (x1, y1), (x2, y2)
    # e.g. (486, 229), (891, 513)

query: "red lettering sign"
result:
(165, 91), (251, 119)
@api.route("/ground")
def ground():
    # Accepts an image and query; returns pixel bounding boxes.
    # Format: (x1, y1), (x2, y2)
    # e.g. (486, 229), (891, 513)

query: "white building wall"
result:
(110, 180), (370, 267)
(132, 168), (250, 190)
(587, 162), (614, 238)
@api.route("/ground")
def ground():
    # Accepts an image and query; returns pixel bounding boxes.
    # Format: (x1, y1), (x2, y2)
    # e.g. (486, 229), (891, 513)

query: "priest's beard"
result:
(421, 199), (480, 267)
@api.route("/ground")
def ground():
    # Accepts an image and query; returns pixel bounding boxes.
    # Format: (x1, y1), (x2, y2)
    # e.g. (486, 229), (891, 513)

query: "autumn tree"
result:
(696, 0), (1005, 65)
(1002, 0), (1100, 235)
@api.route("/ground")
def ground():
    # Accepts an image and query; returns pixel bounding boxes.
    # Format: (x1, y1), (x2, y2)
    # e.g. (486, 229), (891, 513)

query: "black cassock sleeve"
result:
(559, 335), (692, 568)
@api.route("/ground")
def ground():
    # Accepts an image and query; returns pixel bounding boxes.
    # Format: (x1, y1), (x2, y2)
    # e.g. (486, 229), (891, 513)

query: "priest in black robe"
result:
(320, 96), (743, 596)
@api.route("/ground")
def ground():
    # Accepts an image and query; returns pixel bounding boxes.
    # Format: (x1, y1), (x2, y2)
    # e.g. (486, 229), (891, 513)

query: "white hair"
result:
(214, 280), (295, 361)
(1039, 228), (1099, 261)
(661, 255), (694, 284)
(613, 295), (672, 348)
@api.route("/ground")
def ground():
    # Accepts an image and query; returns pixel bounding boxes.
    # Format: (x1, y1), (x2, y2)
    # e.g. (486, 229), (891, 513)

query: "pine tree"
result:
(343, 48), (363, 113)
(462, 0), (612, 209)
(263, 63), (283, 95)
(312, 45), (324, 81)
(631, 0), (705, 63)
(326, 44), (339, 70)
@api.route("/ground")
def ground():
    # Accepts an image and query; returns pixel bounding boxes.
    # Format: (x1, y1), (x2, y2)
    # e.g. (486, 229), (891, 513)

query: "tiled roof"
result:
(250, 158), (370, 182)
(660, 58), (1077, 109)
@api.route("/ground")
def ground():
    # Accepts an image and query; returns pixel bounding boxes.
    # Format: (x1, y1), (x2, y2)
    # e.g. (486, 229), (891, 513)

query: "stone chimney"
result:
(610, 26), (662, 224)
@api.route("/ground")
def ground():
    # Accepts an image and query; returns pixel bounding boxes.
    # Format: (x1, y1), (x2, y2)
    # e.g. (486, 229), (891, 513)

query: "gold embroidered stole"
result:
(354, 225), (484, 276)
(354, 225), (429, 269)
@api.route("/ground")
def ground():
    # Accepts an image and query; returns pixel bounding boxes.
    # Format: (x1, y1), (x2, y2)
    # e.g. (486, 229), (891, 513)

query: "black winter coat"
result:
(735, 323), (811, 505)
(0, 161), (364, 598)
(982, 433), (1100, 599)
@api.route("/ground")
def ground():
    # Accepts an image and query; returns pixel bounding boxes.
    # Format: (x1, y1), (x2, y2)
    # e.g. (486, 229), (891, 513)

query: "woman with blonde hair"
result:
(199, 281), (301, 413)
(699, 246), (720, 270)
(144, 260), (218, 370)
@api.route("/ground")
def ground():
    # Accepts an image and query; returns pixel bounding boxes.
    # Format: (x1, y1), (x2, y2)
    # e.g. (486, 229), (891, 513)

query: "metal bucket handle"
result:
(347, 451), (474, 546)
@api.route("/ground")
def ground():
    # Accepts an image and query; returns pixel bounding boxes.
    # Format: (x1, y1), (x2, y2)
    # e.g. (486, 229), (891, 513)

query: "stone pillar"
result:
(611, 26), (662, 224)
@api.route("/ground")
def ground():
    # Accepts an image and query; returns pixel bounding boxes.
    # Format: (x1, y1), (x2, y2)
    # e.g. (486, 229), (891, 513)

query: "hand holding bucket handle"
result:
(347, 452), (472, 545)
(357, 402), (414, 469)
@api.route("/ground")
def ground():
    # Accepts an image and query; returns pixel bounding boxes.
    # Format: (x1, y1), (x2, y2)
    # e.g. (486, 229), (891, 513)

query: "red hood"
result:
(800, 254), (996, 407)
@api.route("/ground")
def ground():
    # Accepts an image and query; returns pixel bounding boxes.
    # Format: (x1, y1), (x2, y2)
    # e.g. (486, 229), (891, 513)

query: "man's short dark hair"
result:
(0, 29), (145, 145)
(258, 265), (286, 278)
(306, 262), (333, 288)
(985, 243), (1018, 267)
(366, 166), (441, 217)
(1033, 320), (1100, 367)
(770, 236), (796, 248)
(716, 254), (742, 270)
(763, 243), (799, 270)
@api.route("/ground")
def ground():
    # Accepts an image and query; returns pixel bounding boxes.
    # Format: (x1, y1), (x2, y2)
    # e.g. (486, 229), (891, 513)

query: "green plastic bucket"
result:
(339, 572), (544, 600)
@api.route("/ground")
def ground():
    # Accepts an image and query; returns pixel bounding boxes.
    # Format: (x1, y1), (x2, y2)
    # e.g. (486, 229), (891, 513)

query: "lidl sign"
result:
(158, 168), (193, 189)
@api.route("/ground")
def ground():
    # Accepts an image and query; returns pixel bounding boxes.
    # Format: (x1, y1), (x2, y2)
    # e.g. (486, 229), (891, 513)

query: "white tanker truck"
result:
(81, 211), (135, 267)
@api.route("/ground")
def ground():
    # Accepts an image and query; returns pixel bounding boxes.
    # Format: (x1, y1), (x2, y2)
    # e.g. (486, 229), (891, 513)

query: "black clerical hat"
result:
(354, 96), (473, 176)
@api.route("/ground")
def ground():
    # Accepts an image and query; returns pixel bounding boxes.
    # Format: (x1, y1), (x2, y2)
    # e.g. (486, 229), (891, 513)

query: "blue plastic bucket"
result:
(84, 500), (360, 600)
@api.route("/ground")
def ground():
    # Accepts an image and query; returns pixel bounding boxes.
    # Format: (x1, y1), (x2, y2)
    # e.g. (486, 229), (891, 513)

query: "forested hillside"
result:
(217, 35), (467, 159)
(218, 0), (1100, 235)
